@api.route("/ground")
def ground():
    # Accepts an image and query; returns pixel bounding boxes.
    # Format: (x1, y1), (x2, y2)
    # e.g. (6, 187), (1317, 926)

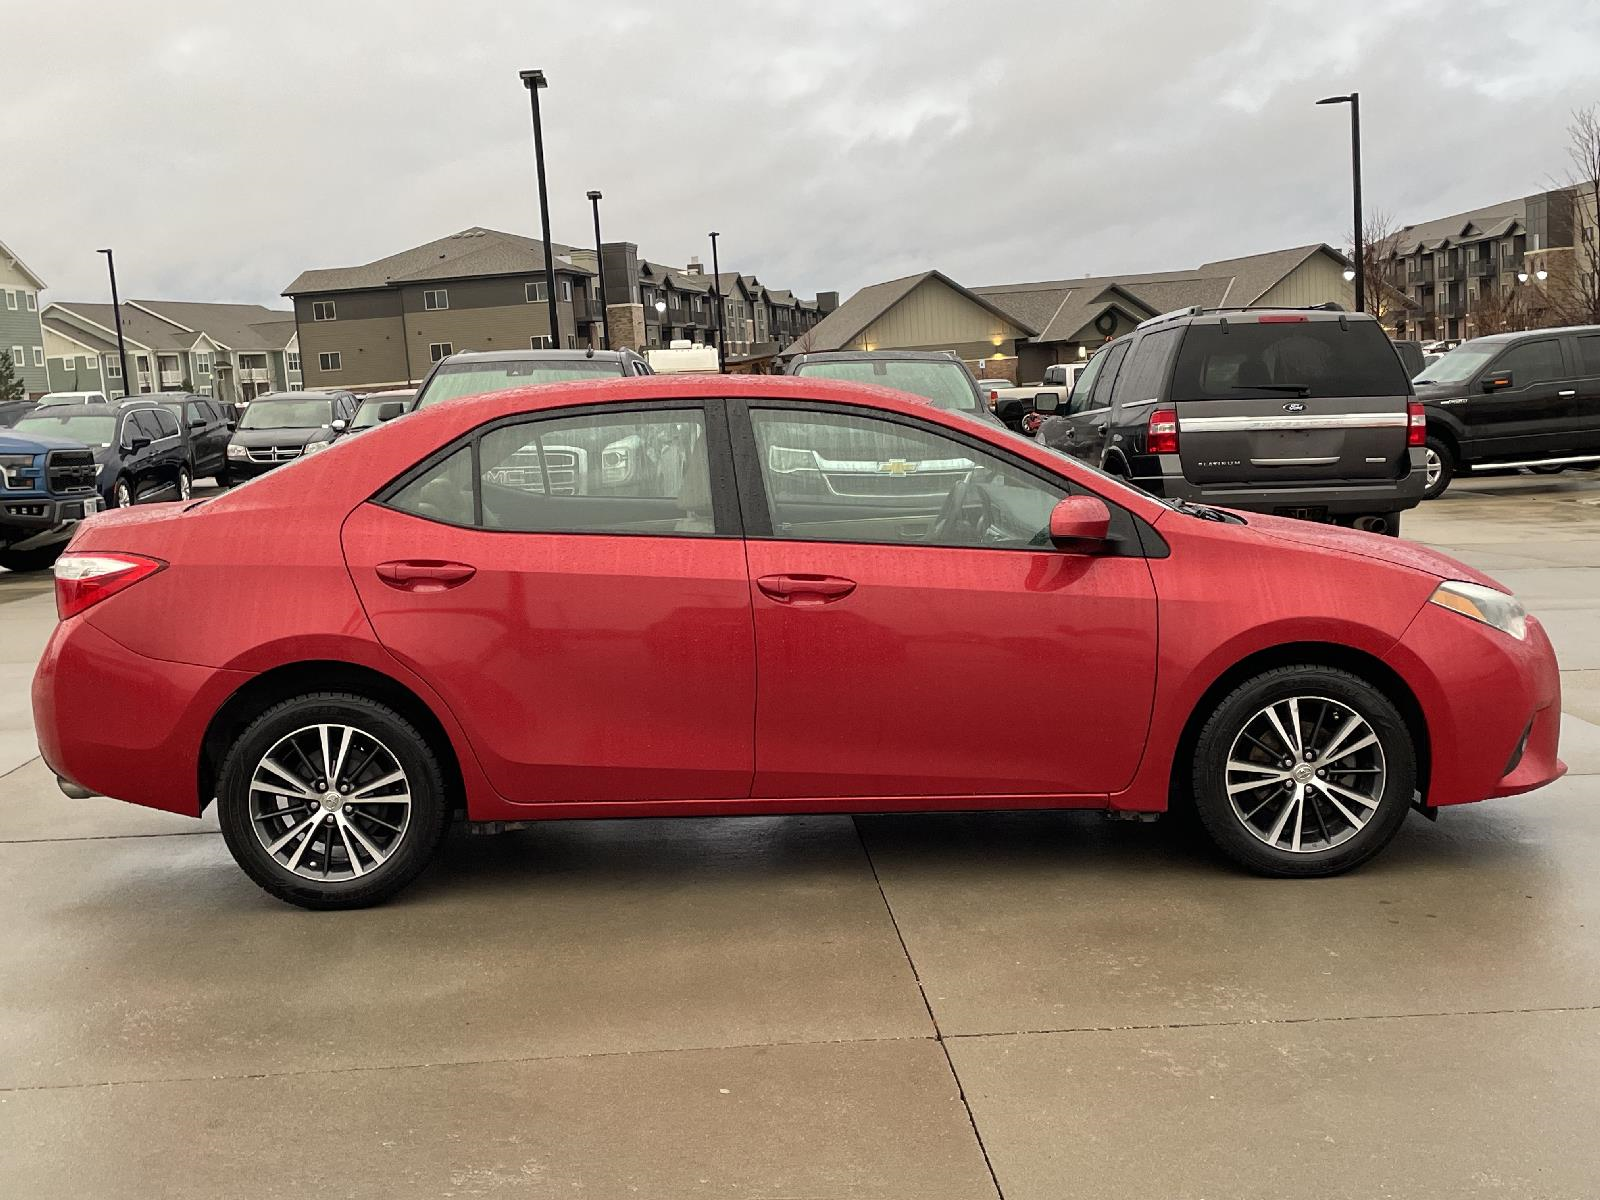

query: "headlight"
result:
(0, 453), (34, 489)
(767, 445), (820, 473)
(1428, 580), (1527, 640)
(303, 439), (332, 455)
(226, 444), (247, 459)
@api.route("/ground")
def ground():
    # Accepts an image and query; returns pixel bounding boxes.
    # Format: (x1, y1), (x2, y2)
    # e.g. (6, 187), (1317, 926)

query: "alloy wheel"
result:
(249, 723), (412, 880)
(1224, 696), (1386, 853)
(177, 469), (192, 500)
(1424, 447), (1442, 491)
(114, 479), (132, 508)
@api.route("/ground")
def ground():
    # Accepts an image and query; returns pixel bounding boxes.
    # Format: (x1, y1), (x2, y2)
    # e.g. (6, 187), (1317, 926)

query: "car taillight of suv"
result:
(1407, 400), (1427, 447)
(1147, 408), (1179, 454)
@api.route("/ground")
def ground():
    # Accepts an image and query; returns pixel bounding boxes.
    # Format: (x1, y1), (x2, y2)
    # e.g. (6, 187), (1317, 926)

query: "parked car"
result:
(33, 376), (1562, 909)
(1411, 325), (1600, 499)
(148, 394), (234, 482)
(990, 362), (1091, 432)
(1390, 339), (1426, 380)
(1037, 305), (1425, 536)
(413, 349), (653, 411)
(223, 390), (358, 483)
(784, 350), (1007, 429)
(37, 391), (110, 408)
(0, 427), (100, 572)
(0, 398), (36, 427)
(347, 391), (417, 435)
(14, 403), (190, 508)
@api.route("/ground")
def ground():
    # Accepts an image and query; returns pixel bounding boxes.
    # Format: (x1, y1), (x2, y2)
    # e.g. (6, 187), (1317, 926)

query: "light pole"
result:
(1317, 92), (1364, 315)
(96, 249), (132, 396)
(520, 69), (561, 348)
(708, 231), (726, 373)
(586, 190), (610, 350)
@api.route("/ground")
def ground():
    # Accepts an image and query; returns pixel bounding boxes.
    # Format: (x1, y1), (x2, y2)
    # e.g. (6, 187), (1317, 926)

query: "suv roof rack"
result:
(1134, 302), (1350, 331)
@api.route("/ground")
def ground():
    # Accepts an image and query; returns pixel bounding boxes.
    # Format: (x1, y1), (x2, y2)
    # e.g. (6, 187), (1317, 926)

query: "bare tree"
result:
(1535, 104), (1600, 326)
(1466, 282), (1527, 336)
(1350, 208), (1411, 328)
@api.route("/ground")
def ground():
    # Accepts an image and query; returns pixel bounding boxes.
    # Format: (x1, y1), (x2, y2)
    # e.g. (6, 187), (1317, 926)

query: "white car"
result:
(37, 391), (111, 408)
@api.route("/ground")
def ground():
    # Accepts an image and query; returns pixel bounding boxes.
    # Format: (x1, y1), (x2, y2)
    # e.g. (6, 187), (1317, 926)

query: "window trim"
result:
(423, 288), (449, 311)
(725, 398), (1151, 557)
(525, 280), (548, 304)
(25, 292), (37, 312)
(429, 341), (453, 362)
(319, 351), (342, 372)
(372, 398), (742, 540)
(312, 300), (337, 322)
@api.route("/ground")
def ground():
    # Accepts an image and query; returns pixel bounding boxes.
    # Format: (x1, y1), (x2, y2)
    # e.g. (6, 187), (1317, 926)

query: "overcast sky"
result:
(9, 0), (1599, 310)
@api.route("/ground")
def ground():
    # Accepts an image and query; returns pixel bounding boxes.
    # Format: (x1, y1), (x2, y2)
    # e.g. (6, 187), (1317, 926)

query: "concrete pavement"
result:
(2, 472), (1598, 1198)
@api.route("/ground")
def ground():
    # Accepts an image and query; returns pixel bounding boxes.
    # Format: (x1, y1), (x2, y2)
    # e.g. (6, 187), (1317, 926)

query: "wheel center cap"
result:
(321, 794), (342, 811)
(1292, 764), (1316, 784)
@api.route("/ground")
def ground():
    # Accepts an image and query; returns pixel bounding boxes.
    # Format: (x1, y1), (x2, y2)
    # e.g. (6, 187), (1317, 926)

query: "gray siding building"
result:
(0, 240), (48, 396)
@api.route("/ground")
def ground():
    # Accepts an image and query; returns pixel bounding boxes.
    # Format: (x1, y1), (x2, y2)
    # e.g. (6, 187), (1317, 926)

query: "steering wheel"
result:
(933, 475), (993, 542)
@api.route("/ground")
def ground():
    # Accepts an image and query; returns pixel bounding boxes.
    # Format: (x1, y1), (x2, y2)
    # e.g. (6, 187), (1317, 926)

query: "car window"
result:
(750, 408), (1065, 550)
(791, 360), (983, 413)
(149, 407), (180, 438)
(1578, 335), (1600, 378)
(1065, 351), (1108, 415)
(1085, 342), (1130, 412)
(14, 412), (117, 445)
(388, 410), (716, 537)
(1109, 328), (1183, 411)
(1491, 338), (1567, 384)
(1170, 320), (1410, 399)
(414, 359), (626, 408)
(123, 411), (149, 443)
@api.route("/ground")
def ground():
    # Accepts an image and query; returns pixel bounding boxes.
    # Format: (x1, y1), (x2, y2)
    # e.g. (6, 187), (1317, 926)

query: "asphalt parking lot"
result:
(3, 474), (1599, 1199)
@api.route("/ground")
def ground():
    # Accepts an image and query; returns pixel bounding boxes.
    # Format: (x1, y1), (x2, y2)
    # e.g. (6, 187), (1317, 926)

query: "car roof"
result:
(441, 348), (642, 364)
(23, 404), (114, 418)
(789, 350), (964, 365)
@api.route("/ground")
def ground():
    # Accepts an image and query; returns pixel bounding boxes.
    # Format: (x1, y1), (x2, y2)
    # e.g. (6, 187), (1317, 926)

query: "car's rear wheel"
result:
(1422, 437), (1455, 501)
(217, 693), (450, 909)
(1190, 666), (1415, 876)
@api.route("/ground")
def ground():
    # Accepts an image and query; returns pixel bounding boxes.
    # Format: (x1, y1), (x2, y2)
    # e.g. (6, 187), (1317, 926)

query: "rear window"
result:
(792, 360), (982, 412)
(1170, 320), (1409, 401)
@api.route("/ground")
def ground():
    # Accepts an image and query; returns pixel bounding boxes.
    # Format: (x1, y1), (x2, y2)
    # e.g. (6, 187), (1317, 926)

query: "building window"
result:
(13, 346), (26, 367)
(530, 335), (552, 349)
(24, 292), (36, 312)
(319, 351), (342, 372)
(287, 351), (301, 372)
(566, 335), (577, 349)
(33, 346), (44, 366)
(4, 291), (14, 310)
(289, 382), (304, 391)
(559, 278), (573, 302)
(105, 357), (121, 378)
(429, 342), (453, 362)
(526, 280), (547, 303)
(423, 288), (449, 311)
(312, 300), (337, 321)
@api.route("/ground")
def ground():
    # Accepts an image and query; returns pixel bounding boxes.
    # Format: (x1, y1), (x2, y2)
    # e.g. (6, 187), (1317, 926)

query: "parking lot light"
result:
(1317, 92), (1364, 315)
(587, 190), (610, 350)
(96, 249), (132, 397)
(520, 69), (561, 349)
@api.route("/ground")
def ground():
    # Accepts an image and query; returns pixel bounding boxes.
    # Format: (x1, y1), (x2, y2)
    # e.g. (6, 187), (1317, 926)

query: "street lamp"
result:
(654, 297), (666, 346)
(1342, 267), (1357, 282)
(1516, 269), (1550, 283)
(587, 189), (610, 350)
(1317, 92), (1364, 315)
(520, 69), (561, 349)
(96, 249), (132, 396)
(708, 231), (726, 373)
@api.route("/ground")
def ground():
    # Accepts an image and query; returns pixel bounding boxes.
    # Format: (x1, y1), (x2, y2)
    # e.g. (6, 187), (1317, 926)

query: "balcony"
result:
(1472, 258), (1498, 278)
(238, 368), (270, 383)
(160, 370), (183, 387)
(1407, 267), (1428, 284)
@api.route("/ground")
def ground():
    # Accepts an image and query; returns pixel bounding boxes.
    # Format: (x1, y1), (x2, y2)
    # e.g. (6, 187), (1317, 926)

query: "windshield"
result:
(1171, 321), (1410, 400)
(1412, 342), (1501, 385)
(414, 359), (624, 408)
(793, 360), (982, 412)
(15, 413), (117, 444)
(239, 399), (333, 429)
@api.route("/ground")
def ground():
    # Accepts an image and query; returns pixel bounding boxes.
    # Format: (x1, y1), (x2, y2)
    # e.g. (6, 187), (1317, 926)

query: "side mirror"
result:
(189, 416), (206, 429)
(127, 435), (151, 453)
(1033, 391), (1061, 415)
(332, 418), (348, 432)
(1482, 371), (1514, 392)
(377, 402), (404, 422)
(1049, 495), (1111, 553)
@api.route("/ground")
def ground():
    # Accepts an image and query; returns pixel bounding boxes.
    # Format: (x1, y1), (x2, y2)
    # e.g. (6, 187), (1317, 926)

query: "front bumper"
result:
(0, 493), (103, 549)
(32, 617), (251, 816)
(1132, 447), (1428, 517)
(224, 455), (298, 480)
(1384, 602), (1565, 807)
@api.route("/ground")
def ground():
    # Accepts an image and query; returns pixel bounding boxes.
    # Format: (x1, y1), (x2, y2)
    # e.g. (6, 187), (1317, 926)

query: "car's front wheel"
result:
(176, 466), (192, 501)
(1190, 666), (1415, 876)
(217, 693), (451, 909)
(112, 477), (134, 508)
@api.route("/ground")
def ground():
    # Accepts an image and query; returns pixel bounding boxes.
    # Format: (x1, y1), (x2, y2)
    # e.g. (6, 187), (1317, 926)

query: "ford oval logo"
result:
(1283, 401), (1307, 412)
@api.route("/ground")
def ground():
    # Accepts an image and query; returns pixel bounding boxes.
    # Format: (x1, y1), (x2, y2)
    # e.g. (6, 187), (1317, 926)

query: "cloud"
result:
(9, 0), (1599, 309)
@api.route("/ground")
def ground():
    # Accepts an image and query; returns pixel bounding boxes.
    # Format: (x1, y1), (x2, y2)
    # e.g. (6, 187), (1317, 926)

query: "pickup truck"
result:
(985, 362), (1090, 431)
(0, 430), (103, 572)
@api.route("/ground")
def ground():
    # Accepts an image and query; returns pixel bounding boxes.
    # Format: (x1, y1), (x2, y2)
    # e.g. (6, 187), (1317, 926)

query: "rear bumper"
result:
(1384, 603), (1565, 807)
(32, 617), (251, 816)
(1132, 447), (1427, 516)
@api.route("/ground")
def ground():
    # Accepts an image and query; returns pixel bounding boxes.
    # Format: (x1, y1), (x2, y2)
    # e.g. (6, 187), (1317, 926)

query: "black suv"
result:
(224, 390), (358, 482)
(1412, 325), (1600, 499)
(783, 350), (1007, 430)
(1037, 306), (1424, 535)
(413, 349), (653, 410)
(14, 402), (191, 507)
(146, 393), (234, 483)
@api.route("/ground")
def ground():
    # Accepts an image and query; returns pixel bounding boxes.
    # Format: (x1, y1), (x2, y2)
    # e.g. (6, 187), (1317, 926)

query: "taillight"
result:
(52, 552), (165, 620)
(1407, 400), (1426, 447)
(1147, 407), (1179, 455)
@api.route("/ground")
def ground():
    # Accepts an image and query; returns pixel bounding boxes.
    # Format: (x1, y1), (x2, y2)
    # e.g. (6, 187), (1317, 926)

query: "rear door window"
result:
(1170, 320), (1410, 400)
(1577, 335), (1600, 378)
(150, 408), (181, 439)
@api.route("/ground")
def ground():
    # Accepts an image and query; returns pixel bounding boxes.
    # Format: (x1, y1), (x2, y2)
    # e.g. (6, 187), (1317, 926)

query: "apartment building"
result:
(1377, 187), (1583, 340)
(41, 300), (300, 402)
(0, 239), (48, 396)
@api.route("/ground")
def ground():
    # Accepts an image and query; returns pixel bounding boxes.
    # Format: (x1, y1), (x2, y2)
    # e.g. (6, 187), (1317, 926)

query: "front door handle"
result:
(1558, 389), (1577, 397)
(757, 573), (857, 605)
(375, 560), (477, 592)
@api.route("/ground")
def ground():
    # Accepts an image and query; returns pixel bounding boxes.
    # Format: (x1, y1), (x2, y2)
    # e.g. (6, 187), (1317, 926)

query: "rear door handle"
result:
(757, 573), (857, 605)
(376, 560), (477, 592)
(1559, 389), (1577, 397)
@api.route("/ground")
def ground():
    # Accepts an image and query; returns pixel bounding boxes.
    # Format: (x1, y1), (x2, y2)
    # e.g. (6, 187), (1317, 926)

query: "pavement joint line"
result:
(0, 830), (221, 844)
(852, 816), (1007, 1200)
(0, 754), (39, 782)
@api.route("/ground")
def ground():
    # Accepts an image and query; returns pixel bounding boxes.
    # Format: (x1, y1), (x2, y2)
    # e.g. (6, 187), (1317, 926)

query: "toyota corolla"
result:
(32, 376), (1564, 909)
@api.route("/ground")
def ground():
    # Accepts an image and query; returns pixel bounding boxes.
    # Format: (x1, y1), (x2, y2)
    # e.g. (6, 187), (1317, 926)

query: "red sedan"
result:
(33, 376), (1564, 908)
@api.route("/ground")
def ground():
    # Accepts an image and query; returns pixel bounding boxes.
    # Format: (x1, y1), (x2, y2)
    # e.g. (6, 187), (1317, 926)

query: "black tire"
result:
(1528, 464), (1567, 475)
(217, 693), (451, 909)
(176, 465), (192, 501)
(0, 544), (66, 573)
(1422, 436), (1455, 501)
(1383, 512), (1401, 538)
(1190, 666), (1415, 877)
(112, 476), (134, 508)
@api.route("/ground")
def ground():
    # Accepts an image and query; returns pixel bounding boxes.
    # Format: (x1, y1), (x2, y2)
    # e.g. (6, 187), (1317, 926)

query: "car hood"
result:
(0, 431), (91, 453)
(230, 426), (330, 447)
(1231, 510), (1504, 590)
